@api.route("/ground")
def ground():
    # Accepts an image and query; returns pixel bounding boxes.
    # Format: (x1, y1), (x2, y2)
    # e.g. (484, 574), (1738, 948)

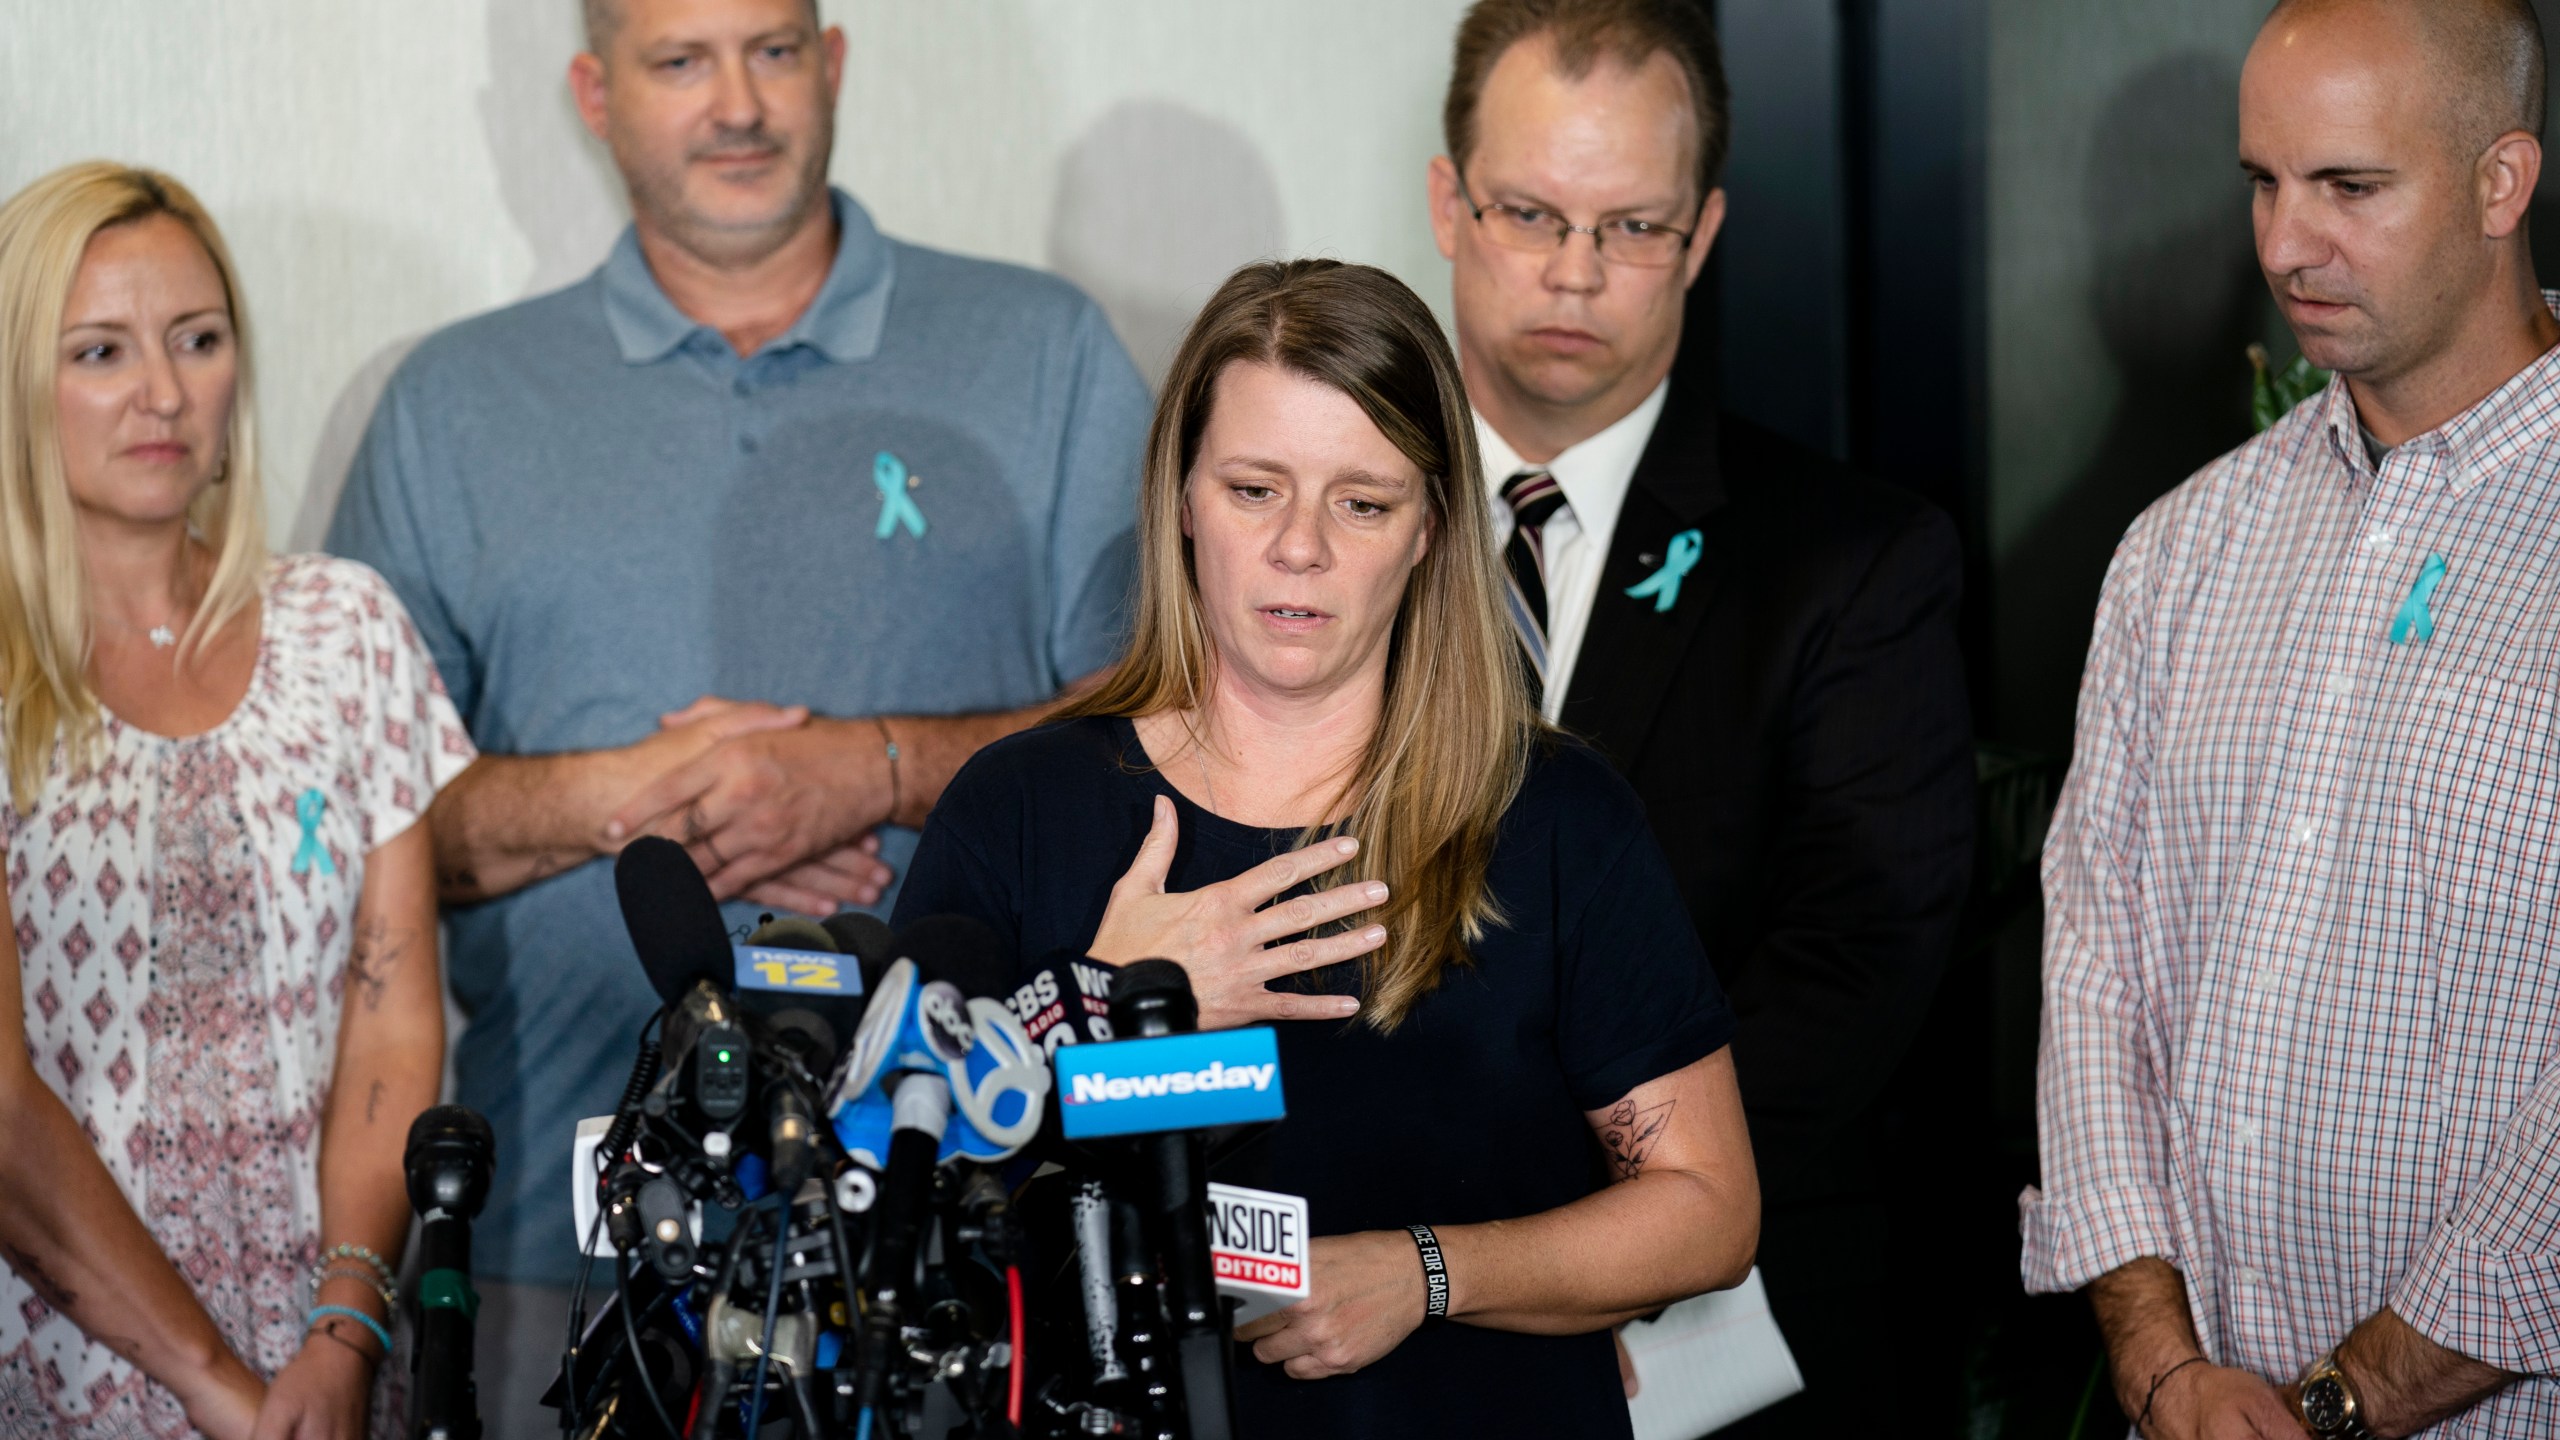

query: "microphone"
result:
(406, 1105), (495, 1440)
(820, 910), (899, 974)
(1002, 948), (1119, 1053)
(1112, 961), (1237, 1440)
(614, 836), (734, 1004)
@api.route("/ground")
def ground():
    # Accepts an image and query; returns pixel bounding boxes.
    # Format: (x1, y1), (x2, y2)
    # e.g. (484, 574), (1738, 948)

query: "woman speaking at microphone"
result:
(896, 258), (1757, 1437)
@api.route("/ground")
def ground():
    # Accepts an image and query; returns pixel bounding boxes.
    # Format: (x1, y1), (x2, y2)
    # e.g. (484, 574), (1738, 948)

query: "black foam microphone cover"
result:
(613, 836), (733, 1004)
(1110, 958), (1198, 1038)
(893, 913), (1012, 1001)
(820, 910), (900, 992)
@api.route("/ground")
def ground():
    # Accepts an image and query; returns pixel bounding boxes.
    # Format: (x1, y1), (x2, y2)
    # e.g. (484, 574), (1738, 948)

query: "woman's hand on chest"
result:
(1088, 794), (1386, 1029)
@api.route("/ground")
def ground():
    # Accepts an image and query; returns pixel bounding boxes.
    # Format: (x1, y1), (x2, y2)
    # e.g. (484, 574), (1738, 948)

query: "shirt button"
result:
(2295, 818), (2321, 845)
(2237, 1267), (2265, 1288)
(2326, 670), (2355, 697)
(2234, 1118), (2261, 1146)
(2364, 527), (2394, 553)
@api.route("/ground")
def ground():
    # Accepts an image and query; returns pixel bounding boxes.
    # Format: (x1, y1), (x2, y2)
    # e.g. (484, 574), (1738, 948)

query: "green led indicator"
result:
(716, 1049), (733, 1063)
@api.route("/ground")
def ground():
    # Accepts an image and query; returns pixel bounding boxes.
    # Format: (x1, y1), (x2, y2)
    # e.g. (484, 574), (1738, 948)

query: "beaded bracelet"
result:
(306, 1304), (392, 1361)
(873, 716), (903, 822)
(310, 1262), (396, 1309)
(319, 1242), (395, 1289)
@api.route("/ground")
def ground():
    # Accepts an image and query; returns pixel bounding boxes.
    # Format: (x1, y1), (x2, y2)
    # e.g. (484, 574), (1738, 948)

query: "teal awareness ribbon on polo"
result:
(874, 451), (928, 540)
(2389, 552), (2447, 645)
(292, 788), (335, 876)
(1624, 529), (1704, 614)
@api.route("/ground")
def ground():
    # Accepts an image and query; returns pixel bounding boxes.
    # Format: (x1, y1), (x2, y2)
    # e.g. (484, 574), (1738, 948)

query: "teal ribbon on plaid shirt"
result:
(2389, 552), (2447, 645)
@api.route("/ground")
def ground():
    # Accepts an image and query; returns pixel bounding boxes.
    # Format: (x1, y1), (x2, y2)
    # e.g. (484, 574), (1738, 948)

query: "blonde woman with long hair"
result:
(895, 259), (1758, 1437)
(0, 163), (471, 1439)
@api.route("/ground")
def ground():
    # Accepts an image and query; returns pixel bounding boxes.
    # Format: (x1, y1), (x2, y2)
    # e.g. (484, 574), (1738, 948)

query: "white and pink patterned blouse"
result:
(0, 554), (473, 1438)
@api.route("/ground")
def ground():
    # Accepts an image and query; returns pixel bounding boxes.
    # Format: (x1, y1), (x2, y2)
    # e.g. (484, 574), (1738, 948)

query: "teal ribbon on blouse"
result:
(1624, 529), (1704, 614)
(292, 788), (335, 876)
(874, 451), (928, 540)
(2389, 552), (2447, 646)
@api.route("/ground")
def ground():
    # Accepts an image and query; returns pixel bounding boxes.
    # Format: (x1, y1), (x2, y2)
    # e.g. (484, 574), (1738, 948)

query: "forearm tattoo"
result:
(1599, 1097), (1676, 1181)
(347, 916), (413, 1012)
(1, 1241), (78, 1310)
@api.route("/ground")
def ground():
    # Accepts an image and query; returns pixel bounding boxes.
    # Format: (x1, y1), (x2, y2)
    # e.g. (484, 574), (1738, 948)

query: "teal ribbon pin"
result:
(2389, 552), (2447, 646)
(873, 451), (928, 540)
(292, 788), (335, 876)
(1624, 529), (1704, 613)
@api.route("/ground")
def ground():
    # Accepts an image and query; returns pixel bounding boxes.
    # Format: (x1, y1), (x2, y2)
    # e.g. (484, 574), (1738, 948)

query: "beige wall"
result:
(0, 0), (1471, 549)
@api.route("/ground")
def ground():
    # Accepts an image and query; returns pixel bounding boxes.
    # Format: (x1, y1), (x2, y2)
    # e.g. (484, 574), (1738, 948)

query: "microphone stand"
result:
(407, 1105), (496, 1440)
(1111, 963), (1236, 1440)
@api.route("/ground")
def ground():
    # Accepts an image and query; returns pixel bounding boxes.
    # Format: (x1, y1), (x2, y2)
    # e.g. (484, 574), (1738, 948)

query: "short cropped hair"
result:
(2268, 0), (2546, 153)
(583, 0), (823, 55)
(1443, 0), (1731, 201)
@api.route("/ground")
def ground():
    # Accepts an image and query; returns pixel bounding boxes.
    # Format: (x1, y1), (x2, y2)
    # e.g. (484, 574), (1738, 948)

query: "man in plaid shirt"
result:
(2023, 2), (2560, 1437)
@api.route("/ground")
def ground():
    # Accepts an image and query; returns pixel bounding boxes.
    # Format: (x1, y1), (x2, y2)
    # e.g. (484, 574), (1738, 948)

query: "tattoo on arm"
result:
(364, 1079), (386, 1125)
(346, 917), (413, 1012)
(1, 1241), (78, 1310)
(1599, 1097), (1676, 1181)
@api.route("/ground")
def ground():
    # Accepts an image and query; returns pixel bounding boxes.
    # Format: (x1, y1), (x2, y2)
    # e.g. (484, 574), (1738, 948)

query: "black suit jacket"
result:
(1556, 359), (1975, 1212)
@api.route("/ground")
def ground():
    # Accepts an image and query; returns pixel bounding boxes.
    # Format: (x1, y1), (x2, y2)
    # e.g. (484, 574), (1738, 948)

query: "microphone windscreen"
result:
(1110, 958), (1199, 1037)
(821, 911), (900, 991)
(746, 916), (837, 953)
(614, 837), (733, 1004)
(895, 914), (1013, 1001)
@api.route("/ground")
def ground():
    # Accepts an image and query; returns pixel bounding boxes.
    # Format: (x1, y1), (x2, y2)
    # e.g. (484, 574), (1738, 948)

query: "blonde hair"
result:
(0, 162), (267, 811)
(1062, 259), (1542, 1031)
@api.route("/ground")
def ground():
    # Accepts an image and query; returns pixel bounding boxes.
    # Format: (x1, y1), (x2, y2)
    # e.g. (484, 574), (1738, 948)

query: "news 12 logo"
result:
(1052, 1028), (1286, 1140)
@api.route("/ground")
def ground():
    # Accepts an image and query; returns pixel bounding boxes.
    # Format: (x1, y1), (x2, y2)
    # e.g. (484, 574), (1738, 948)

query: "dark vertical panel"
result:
(1714, 0), (1850, 460)
(1859, 0), (1992, 702)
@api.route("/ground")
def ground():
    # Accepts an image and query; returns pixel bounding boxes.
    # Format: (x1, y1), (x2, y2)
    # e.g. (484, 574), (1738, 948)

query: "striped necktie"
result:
(1499, 468), (1570, 689)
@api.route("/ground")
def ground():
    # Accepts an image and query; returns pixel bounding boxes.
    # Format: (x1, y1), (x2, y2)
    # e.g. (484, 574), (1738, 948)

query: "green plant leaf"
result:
(2249, 342), (2331, 432)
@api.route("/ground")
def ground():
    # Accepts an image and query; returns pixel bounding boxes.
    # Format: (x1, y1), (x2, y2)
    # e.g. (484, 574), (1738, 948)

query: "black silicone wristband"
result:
(1406, 1223), (1450, 1320)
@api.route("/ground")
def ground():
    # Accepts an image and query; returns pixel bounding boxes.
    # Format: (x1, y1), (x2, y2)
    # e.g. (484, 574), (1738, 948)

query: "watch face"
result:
(2303, 1375), (2350, 1431)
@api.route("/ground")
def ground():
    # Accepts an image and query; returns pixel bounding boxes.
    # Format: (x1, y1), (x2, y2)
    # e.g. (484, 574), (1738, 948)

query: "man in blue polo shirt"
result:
(327, 0), (1146, 1426)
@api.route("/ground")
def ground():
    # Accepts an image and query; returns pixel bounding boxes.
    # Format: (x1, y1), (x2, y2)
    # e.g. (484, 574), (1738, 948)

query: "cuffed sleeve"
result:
(2019, 526), (2182, 1294)
(2391, 1068), (2560, 1374)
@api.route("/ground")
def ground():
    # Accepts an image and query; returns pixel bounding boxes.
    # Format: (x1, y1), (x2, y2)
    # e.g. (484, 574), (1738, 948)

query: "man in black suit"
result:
(1428, 2), (1976, 1431)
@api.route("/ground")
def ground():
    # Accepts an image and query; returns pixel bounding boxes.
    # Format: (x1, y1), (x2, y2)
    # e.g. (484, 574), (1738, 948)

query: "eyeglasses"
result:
(1455, 169), (1697, 268)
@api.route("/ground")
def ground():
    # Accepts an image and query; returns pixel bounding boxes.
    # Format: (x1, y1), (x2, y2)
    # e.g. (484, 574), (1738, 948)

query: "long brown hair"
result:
(1061, 259), (1540, 1031)
(0, 162), (268, 812)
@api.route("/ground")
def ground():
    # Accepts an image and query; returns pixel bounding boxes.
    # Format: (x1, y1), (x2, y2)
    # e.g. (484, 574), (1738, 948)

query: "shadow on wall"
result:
(1997, 51), (2272, 754)
(294, 0), (626, 549)
(1046, 101), (1287, 391)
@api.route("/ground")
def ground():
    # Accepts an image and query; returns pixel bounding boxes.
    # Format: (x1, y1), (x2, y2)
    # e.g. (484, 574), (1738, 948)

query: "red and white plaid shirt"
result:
(2022, 319), (2560, 1438)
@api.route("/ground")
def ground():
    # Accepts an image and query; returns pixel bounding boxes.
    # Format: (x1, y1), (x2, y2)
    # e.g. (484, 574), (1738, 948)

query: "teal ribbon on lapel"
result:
(1624, 529), (1704, 614)
(874, 451), (928, 540)
(2389, 552), (2447, 645)
(292, 788), (335, 876)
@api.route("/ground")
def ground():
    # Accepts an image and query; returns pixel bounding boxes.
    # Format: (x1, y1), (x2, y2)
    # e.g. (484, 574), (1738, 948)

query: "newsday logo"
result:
(1054, 1028), (1286, 1140)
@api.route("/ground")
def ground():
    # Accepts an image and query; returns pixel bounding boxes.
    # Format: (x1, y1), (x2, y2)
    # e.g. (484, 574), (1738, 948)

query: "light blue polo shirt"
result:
(328, 189), (1149, 1282)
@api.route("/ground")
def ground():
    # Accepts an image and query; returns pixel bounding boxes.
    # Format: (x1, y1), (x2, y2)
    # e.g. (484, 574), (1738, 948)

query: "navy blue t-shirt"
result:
(895, 715), (1733, 1439)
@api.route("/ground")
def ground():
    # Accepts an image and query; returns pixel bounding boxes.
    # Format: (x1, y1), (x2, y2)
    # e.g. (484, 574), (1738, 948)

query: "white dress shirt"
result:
(1477, 379), (1671, 721)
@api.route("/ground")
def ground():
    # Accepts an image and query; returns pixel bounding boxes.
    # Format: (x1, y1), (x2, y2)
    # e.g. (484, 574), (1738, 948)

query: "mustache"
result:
(689, 124), (786, 163)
